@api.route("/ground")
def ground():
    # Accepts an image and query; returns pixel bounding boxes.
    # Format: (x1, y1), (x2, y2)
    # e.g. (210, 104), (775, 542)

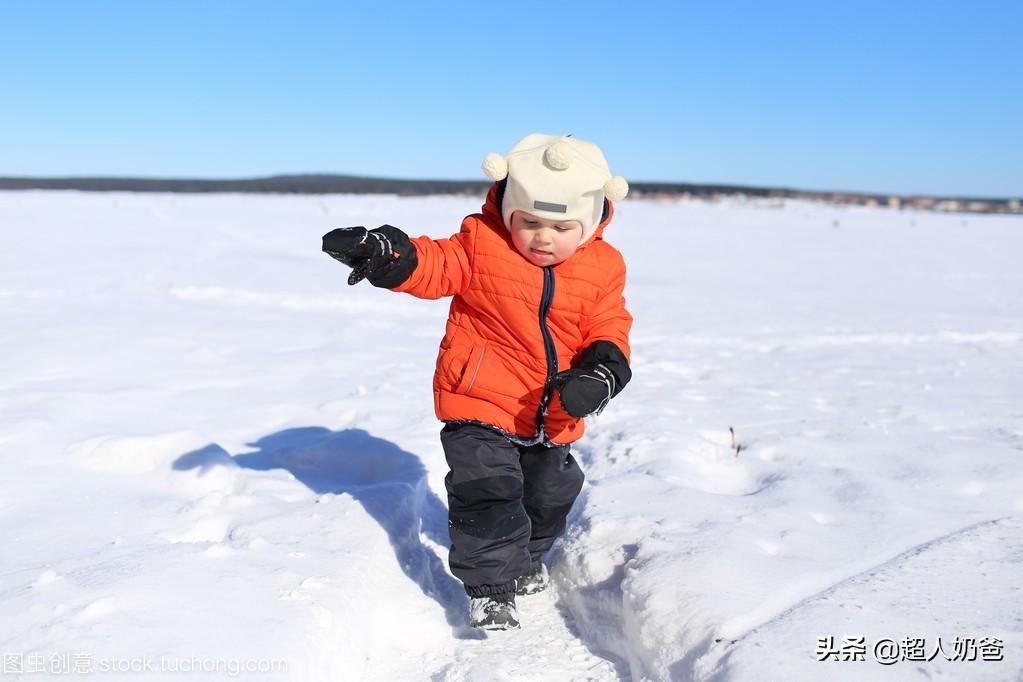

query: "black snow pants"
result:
(441, 422), (585, 597)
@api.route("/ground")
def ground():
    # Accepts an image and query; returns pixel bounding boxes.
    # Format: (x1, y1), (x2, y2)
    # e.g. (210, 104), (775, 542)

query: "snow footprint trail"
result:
(430, 584), (622, 682)
(214, 425), (622, 680)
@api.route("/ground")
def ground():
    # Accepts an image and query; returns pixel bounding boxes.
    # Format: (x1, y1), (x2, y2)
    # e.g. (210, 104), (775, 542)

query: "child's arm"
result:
(322, 218), (475, 298)
(579, 257), (632, 362)
(553, 252), (633, 418)
(391, 218), (474, 299)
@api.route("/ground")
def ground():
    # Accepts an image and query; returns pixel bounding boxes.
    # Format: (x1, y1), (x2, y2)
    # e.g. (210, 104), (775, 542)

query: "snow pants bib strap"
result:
(440, 423), (584, 593)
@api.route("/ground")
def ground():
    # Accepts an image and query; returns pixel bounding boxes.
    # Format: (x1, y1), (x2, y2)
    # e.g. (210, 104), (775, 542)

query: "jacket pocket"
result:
(455, 345), (487, 395)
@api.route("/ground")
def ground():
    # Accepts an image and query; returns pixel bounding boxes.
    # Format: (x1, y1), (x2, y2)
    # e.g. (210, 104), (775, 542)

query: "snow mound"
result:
(68, 431), (218, 475)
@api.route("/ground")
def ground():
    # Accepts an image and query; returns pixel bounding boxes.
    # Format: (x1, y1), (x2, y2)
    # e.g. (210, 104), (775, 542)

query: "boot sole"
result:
(475, 621), (521, 631)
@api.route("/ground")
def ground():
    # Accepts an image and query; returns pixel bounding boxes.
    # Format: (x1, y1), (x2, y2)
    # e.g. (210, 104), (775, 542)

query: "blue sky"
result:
(2, 1), (1020, 197)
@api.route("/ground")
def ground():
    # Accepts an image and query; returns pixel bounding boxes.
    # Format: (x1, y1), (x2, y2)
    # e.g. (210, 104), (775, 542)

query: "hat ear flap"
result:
(482, 153), (508, 181)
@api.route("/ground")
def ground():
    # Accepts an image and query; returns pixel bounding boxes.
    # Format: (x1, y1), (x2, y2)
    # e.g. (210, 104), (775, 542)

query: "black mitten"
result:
(322, 225), (417, 288)
(551, 340), (632, 418)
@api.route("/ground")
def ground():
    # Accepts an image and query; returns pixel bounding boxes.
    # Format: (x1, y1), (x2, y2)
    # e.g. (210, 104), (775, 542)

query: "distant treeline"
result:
(0, 174), (485, 196)
(0, 174), (783, 197)
(0, 174), (1016, 208)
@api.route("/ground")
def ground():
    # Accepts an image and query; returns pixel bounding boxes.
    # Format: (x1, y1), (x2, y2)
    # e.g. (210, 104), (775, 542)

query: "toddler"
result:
(322, 133), (632, 630)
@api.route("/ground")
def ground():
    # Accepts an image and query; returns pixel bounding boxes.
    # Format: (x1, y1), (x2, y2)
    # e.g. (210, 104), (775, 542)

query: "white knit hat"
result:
(481, 133), (628, 244)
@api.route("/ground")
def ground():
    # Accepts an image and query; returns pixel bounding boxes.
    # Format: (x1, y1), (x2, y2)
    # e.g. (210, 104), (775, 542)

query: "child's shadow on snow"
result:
(173, 427), (481, 639)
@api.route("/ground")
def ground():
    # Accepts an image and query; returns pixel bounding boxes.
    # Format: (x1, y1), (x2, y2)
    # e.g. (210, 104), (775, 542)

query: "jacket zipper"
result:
(535, 266), (558, 439)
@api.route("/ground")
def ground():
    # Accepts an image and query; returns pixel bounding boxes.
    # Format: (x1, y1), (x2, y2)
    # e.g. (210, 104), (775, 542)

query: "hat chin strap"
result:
(495, 178), (508, 226)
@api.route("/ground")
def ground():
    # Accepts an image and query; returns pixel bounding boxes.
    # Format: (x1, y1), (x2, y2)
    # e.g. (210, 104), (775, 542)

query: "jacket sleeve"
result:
(580, 249), (633, 363)
(389, 216), (475, 299)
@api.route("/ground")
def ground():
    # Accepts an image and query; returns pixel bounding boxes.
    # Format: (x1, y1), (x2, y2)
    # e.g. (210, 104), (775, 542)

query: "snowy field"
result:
(1, 190), (1021, 681)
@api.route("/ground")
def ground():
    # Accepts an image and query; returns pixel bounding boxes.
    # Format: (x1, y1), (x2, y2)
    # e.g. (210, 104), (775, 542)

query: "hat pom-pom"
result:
(603, 176), (629, 201)
(482, 153), (508, 181)
(543, 142), (572, 170)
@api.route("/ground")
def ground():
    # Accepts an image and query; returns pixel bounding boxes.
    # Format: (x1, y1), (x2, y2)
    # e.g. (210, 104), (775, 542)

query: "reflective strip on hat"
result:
(533, 200), (567, 213)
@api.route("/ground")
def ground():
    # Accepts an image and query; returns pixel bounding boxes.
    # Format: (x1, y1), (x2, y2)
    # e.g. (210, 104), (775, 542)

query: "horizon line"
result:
(0, 173), (1017, 203)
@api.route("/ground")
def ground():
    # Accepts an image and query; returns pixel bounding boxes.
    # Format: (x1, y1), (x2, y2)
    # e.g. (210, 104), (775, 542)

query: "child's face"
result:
(509, 211), (584, 266)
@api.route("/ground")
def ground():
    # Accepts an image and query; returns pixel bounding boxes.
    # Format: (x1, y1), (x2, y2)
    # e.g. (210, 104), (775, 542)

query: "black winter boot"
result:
(469, 592), (520, 630)
(515, 559), (550, 596)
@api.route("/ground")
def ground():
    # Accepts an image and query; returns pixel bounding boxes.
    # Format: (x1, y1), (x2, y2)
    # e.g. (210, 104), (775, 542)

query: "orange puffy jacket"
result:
(391, 183), (632, 445)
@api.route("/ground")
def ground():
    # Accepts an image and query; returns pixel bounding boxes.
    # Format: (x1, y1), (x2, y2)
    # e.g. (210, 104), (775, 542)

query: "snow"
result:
(1, 190), (1020, 681)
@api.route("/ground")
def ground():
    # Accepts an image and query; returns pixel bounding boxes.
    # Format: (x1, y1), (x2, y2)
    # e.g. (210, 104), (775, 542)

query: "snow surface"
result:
(1, 190), (1021, 681)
